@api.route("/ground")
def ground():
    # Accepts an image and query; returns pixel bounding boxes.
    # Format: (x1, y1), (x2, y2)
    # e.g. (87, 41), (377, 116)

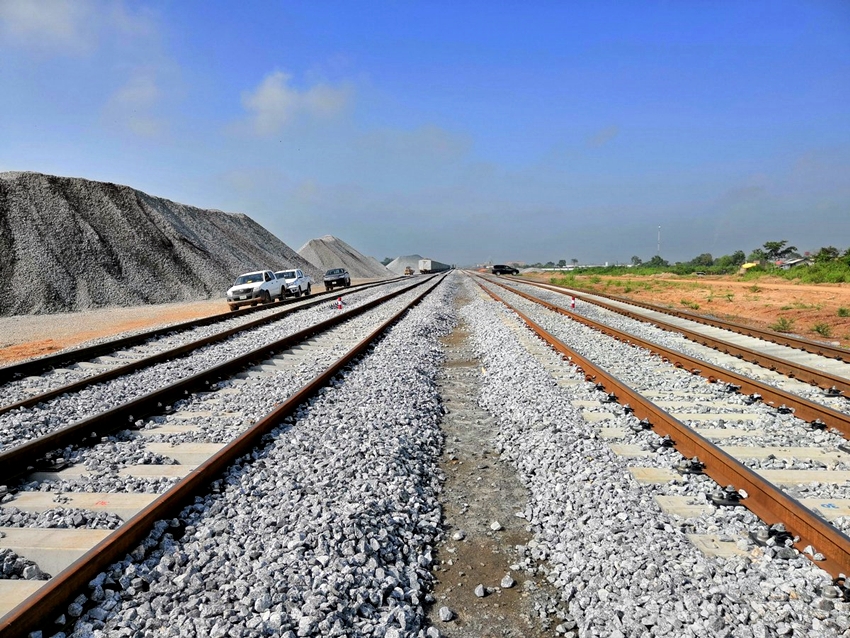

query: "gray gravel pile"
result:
(0, 279), (418, 451)
(0, 171), (319, 316)
(386, 255), (424, 276)
(60, 277), (456, 637)
(460, 277), (849, 637)
(0, 548), (50, 580)
(298, 235), (392, 279)
(0, 507), (123, 529)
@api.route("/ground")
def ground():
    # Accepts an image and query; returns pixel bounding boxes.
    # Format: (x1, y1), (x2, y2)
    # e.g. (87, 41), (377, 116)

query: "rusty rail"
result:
(507, 275), (850, 365)
(0, 278), (400, 385)
(0, 275), (445, 638)
(0, 277), (433, 484)
(476, 277), (850, 579)
(481, 276), (850, 438)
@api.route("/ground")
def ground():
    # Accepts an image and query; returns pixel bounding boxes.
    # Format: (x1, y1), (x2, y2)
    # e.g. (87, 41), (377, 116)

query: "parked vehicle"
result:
(491, 264), (519, 275)
(323, 268), (351, 291)
(275, 269), (313, 298)
(404, 266), (414, 276)
(226, 270), (283, 310)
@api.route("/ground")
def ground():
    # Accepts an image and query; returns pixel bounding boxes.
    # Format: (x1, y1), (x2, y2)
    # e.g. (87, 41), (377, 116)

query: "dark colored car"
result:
(323, 268), (351, 291)
(491, 265), (519, 275)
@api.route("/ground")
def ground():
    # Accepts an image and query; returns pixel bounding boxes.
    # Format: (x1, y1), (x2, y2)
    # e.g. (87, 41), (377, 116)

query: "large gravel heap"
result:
(0, 171), (320, 316)
(297, 235), (392, 279)
(385, 255), (423, 275)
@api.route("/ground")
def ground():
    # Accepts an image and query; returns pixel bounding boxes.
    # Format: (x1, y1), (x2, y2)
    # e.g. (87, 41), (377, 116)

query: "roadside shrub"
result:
(812, 323), (833, 338)
(838, 307), (849, 318)
(769, 317), (795, 333)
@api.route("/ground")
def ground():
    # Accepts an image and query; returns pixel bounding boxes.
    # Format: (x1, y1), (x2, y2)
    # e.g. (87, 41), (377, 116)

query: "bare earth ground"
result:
(522, 272), (850, 348)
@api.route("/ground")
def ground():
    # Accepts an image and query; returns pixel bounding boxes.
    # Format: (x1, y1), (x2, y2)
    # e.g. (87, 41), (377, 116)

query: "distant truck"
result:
(418, 259), (451, 274)
(226, 270), (284, 310)
(491, 264), (519, 275)
(275, 269), (313, 298)
(404, 266), (414, 276)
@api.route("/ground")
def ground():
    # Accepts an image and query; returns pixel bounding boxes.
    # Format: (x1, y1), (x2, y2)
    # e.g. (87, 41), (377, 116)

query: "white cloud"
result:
(587, 125), (620, 148)
(0, 0), (157, 55)
(0, 0), (95, 53)
(103, 70), (166, 137)
(240, 71), (352, 136)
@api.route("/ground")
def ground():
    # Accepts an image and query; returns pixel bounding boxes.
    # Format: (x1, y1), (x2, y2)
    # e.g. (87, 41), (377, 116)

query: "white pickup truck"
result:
(226, 270), (284, 310)
(275, 269), (313, 298)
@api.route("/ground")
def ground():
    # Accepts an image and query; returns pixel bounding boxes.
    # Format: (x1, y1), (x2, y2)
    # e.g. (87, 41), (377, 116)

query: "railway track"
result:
(504, 275), (850, 396)
(472, 274), (850, 582)
(0, 274), (446, 636)
(486, 274), (850, 430)
(506, 275), (850, 365)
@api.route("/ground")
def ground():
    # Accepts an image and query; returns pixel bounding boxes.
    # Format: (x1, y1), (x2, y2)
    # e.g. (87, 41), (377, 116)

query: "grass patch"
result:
(838, 307), (849, 318)
(769, 317), (795, 333)
(623, 285), (633, 293)
(680, 299), (700, 310)
(812, 323), (833, 338)
(724, 293), (734, 302)
(749, 284), (762, 293)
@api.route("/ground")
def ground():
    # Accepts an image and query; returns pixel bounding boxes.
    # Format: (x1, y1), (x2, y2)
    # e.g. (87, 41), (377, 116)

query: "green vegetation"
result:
(812, 323), (833, 338)
(769, 317), (795, 333)
(527, 240), (850, 283)
(839, 307), (850, 318)
(680, 299), (700, 310)
(749, 284), (762, 293)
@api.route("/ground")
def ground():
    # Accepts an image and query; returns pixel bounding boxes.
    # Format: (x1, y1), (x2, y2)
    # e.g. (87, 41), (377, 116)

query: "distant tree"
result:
(544, 261), (555, 268)
(630, 255), (643, 266)
(748, 248), (766, 263)
(731, 250), (746, 266)
(813, 246), (840, 263)
(690, 253), (714, 267)
(647, 255), (669, 268)
(381, 257), (393, 265)
(571, 258), (579, 266)
(557, 259), (566, 268)
(762, 240), (797, 261)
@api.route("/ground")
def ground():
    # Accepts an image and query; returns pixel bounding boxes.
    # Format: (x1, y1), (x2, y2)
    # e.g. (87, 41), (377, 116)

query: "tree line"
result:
(524, 241), (850, 283)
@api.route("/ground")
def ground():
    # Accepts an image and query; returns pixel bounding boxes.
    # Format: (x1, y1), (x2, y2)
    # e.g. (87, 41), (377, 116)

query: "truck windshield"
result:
(325, 269), (342, 276)
(277, 271), (296, 279)
(234, 273), (263, 285)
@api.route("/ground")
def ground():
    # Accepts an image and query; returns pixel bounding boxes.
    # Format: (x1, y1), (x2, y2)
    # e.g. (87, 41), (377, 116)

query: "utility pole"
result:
(657, 226), (661, 255)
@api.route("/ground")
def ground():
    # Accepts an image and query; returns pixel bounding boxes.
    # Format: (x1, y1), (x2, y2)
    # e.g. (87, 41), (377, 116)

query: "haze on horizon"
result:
(1, 1), (848, 267)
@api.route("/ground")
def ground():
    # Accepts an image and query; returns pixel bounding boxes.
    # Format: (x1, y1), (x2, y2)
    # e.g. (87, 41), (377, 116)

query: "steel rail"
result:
(479, 276), (850, 438)
(0, 280), (397, 417)
(0, 278), (400, 384)
(0, 277), (434, 484)
(0, 274), (446, 638)
(506, 275), (850, 364)
(475, 277), (850, 580)
(503, 276), (850, 396)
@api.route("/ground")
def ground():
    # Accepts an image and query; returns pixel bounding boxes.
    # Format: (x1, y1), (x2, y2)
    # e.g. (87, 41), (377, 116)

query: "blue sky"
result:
(1, 1), (848, 265)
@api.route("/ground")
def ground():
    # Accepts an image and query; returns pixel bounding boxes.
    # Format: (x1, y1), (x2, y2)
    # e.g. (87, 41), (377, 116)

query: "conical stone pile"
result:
(0, 171), (319, 315)
(297, 235), (392, 279)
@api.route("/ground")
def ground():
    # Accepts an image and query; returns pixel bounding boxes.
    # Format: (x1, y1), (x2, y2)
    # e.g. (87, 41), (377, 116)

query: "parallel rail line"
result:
(475, 276), (850, 580)
(503, 276), (850, 397)
(0, 278), (399, 385)
(507, 275), (850, 365)
(0, 280), (395, 418)
(0, 274), (445, 638)
(482, 276), (850, 438)
(0, 277), (431, 484)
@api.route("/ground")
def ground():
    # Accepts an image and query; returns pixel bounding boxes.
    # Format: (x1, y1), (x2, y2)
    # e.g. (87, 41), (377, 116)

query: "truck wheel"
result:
(261, 291), (271, 304)
(327, 285), (333, 292)
(344, 280), (350, 288)
(305, 284), (311, 295)
(294, 288), (301, 298)
(229, 305), (238, 312)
